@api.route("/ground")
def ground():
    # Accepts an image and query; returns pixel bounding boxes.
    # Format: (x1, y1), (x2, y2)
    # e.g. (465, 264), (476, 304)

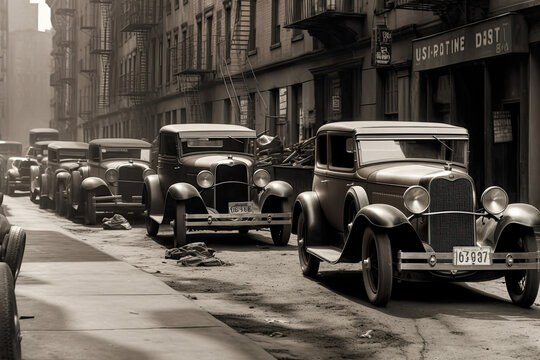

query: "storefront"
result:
(412, 13), (529, 203)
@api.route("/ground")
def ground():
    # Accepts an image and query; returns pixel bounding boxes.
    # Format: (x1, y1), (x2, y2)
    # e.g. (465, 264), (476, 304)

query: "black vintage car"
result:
(3, 157), (39, 196)
(28, 128), (59, 147)
(293, 121), (540, 307)
(0, 141), (22, 194)
(28, 141), (56, 202)
(144, 124), (293, 248)
(69, 139), (153, 224)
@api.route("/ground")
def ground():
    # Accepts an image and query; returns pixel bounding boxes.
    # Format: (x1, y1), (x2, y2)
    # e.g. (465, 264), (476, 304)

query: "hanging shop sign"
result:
(372, 26), (392, 67)
(413, 13), (528, 71)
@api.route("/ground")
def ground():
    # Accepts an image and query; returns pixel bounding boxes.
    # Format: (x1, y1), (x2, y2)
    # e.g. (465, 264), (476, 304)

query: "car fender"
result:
(292, 191), (328, 246)
(345, 186), (369, 211)
(7, 168), (18, 179)
(40, 173), (49, 197)
(477, 203), (540, 250)
(163, 183), (207, 224)
(143, 174), (164, 217)
(70, 170), (83, 207)
(55, 171), (70, 188)
(259, 180), (294, 212)
(81, 177), (112, 197)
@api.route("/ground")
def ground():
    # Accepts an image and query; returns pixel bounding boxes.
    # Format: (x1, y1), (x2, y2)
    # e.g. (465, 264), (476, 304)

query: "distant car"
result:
(3, 157), (39, 196)
(28, 127), (59, 147)
(0, 141), (22, 193)
(69, 139), (152, 224)
(38, 141), (88, 212)
(144, 124), (293, 248)
(293, 121), (540, 307)
(28, 140), (56, 202)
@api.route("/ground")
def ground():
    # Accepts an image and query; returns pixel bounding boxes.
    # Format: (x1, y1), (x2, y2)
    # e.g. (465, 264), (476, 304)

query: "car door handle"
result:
(321, 180), (328, 183)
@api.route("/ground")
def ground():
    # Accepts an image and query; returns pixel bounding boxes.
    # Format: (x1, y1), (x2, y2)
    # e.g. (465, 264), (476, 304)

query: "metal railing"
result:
(173, 36), (214, 74)
(90, 33), (112, 53)
(285, 0), (364, 25)
(119, 72), (148, 96)
(121, 0), (156, 31)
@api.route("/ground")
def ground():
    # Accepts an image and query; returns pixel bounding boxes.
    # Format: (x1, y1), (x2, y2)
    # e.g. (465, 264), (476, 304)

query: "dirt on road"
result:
(4, 194), (540, 360)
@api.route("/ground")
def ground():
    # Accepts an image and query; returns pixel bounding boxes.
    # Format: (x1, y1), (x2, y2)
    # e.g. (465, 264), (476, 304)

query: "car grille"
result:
(19, 161), (33, 181)
(428, 177), (475, 252)
(215, 164), (248, 214)
(118, 165), (144, 201)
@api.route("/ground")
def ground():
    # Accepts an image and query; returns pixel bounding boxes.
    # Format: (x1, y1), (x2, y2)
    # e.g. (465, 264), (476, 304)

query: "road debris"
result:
(165, 242), (228, 267)
(102, 214), (132, 230)
(360, 330), (374, 339)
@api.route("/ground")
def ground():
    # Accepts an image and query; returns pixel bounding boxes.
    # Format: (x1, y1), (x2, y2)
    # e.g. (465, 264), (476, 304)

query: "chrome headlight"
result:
(142, 168), (156, 179)
(403, 186), (430, 215)
(105, 169), (119, 184)
(196, 170), (214, 189)
(253, 169), (271, 188)
(481, 186), (508, 215)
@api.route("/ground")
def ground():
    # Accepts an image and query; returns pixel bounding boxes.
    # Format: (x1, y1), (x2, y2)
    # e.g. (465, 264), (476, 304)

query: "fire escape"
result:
(219, 0), (266, 126)
(386, 0), (489, 26)
(89, 0), (113, 111)
(284, 0), (366, 49)
(120, 0), (156, 104)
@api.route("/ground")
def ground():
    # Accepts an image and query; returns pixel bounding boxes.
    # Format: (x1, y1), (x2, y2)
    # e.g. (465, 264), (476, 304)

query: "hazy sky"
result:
(30, 0), (51, 31)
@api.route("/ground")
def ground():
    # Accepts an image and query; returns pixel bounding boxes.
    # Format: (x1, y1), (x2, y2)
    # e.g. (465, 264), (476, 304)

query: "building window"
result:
(248, 0), (256, 51)
(271, 0), (280, 45)
(173, 30), (178, 83)
(384, 69), (398, 119)
(166, 33), (171, 85)
(225, 5), (231, 60)
(197, 19), (202, 69)
(158, 40), (163, 86)
(206, 15), (213, 70)
(175, 0), (179, 10)
(166, 0), (171, 14)
(216, 10), (222, 62)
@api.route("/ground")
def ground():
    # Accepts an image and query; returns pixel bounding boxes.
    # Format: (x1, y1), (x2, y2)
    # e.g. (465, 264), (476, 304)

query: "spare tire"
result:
(4, 227), (26, 282)
(0, 262), (21, 360)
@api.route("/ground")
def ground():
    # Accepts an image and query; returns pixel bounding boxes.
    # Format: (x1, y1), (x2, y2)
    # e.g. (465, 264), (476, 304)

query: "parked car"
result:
(0, 141), (22, 193)
(70, 139), (152, 224)
(3, 157), (39, 196)
(27, 141), (55, 202)
(28, 127), (58, 147)
(292, 121), (540, 308)
(38, 141), (88, 212)
(144, 124), (293, 248)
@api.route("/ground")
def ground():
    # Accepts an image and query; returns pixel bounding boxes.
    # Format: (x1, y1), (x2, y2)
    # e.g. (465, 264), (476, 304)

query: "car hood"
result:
(182, 154), (254, 170)
(60, 161), (85, 171)
(364, 162), (467, 187)
(101, 160), (150, 170)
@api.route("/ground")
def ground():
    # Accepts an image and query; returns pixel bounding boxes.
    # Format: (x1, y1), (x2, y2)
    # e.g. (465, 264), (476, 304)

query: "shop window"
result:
(384, 69), (398, 119)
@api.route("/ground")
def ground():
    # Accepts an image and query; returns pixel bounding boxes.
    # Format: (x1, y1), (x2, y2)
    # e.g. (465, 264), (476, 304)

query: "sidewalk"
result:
(3, 198), (274, 360)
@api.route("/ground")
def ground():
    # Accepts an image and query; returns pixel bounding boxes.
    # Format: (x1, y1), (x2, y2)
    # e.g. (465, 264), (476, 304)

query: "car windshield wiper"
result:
(433, 135), (454, 154)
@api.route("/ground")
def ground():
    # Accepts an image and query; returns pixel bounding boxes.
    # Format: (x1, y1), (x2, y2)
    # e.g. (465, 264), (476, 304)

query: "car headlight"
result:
(105, 169), (119, 184)
(197, 170), (214, 189)
(253, 169), (271, 188)
(142, 168), (156, 179)
(481, 186), (508, 215)
(403, 186), (430, 215)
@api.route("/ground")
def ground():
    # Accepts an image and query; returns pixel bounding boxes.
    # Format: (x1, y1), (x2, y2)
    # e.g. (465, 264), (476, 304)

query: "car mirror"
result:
(346, 138), (355, 154)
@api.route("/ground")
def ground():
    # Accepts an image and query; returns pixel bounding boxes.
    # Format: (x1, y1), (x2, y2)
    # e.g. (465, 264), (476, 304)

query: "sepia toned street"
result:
(3, 194), (539, 360)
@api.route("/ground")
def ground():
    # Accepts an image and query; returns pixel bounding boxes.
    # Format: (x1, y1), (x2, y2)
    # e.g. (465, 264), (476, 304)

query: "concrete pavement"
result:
(2, 196), (274, 360)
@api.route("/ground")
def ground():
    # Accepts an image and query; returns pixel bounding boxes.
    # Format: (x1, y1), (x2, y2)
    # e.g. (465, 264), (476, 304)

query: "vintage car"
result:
(27, 141), (56, 202)
(292, 121), (540, 308)
(144, 124), (293, 248)
(69, 139), (152, 224)
(28, 127), (59, 147)
(0, 141), (22, 193)
(37, 141), (88, 212)
(3, 157), (39, 196)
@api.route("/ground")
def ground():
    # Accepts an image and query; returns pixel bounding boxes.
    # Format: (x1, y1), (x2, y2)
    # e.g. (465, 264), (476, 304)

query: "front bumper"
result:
(93, 195), (145, 213)
(185, 212), (291, 229)
(398, 250), (540, 271)
(8, 178), (31, 190)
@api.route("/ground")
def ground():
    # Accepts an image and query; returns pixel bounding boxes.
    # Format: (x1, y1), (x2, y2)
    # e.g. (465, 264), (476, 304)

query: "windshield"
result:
(101, 147), (150, 161)
(180, 137), (255, 155)
(0, 145), (21, 155)
(58, 150), (87, 161)
(358, 137), (468, 166)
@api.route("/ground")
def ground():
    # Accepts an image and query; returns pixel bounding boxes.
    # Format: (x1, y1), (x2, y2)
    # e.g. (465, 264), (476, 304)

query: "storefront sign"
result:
(372, 26), (392, 67)
(413, 13), (528, 71)
(493, 110), (513, 143)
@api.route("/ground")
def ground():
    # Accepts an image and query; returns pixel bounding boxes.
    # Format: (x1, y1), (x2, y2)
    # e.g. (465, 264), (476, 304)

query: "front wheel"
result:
(56, 183), (66, 216)
(270, 200), (291, 246)
(0, 263), (21, 360)
(39, 190), (47, 209)
(173, 202), (187, 248)
(84, 191), (97, 225)
(505, 231), (539, 308)
(361, 226), (393, 307)
(297, 211), (320, 277)
(30, 189), (37, 203)
(145, 199), (159, 237)
(4, 226), (26, 282)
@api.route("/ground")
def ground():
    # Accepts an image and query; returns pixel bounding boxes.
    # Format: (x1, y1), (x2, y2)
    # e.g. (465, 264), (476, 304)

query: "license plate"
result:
(228, 201), (253, 214)
(453, 247), (492, 266)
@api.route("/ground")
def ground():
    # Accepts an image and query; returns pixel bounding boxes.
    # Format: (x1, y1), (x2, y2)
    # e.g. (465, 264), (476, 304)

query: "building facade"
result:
(0, 0), (7, 140)
(49, 0), (540, 209)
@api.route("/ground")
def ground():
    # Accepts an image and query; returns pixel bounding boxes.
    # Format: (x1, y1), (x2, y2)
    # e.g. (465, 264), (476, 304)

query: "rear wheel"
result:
(56, 183), (66, 216)
(145, 195), (159, 237)
(270, 200), (291, 246)
(4, 226), (25, 282)
(505, 231), (539, 308)
(30, 189), (37, 203)
(173, 202), (187, 248)
(297, 211), (320, 277)
(0, 263), (21, 360)
(84, 191), (96, 225)
(361, 226), (393, 307)
(65, 184), (74, 219)
(38, 189), (47, 209)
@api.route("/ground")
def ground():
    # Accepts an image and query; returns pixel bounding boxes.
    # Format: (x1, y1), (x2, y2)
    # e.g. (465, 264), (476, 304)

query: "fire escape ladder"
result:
(179, 74), (203, 123)
(98, 2), (112, 110)
(133, 31), (149, 104)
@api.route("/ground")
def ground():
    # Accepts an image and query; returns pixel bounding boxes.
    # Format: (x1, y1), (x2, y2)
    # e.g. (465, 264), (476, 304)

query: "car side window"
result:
(49, 150), (58, 163)
(89, 145), (100, 162)
(160, 133), (177, 157)
(329, 135), (354, 170)
(317, 134), (327, 166)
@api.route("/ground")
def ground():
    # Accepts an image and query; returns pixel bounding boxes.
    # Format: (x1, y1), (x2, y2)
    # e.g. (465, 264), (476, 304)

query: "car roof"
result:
(8, 156), (36, 161)
(318, 121), (469, 136)
(160, 124), (257, 138)
(0, 141), (22, 145)
(89, 138), (152, 148)
(47, 141), (89, 150)
(29, 128), (59, 134)
(34, 140), (56, 147)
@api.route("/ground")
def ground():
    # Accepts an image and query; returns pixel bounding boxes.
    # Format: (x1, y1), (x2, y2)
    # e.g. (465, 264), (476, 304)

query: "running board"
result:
(306, 246), (343, 264)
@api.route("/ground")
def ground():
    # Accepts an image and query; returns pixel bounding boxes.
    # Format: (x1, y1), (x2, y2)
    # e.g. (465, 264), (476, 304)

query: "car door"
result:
(158, 132), (181, 196)
(313, 132), (330, 225)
